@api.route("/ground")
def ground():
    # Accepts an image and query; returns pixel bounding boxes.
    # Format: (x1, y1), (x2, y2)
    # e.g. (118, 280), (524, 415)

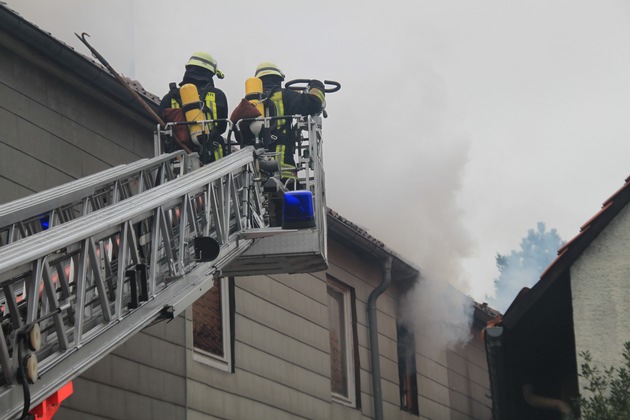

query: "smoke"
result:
(486, 222), (564, 313)
(7, 0), (478, 353)
(487, 265), (539, 313)
(336, 20), (478, 354)
(385, 120), (476, 354)
(399, 275), (474, 358)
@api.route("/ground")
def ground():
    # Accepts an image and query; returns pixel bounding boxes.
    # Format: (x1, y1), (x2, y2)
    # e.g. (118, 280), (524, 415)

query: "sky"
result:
(7, 0), (630, 313)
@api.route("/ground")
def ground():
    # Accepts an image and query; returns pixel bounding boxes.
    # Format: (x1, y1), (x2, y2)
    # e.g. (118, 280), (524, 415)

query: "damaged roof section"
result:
(0, 4), (160, 120)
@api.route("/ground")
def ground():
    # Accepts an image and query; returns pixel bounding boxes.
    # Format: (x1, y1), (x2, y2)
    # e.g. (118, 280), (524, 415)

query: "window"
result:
(192, 277), (234, 372)
(397, 323), (419, 414)
(327, 276), (359, 406)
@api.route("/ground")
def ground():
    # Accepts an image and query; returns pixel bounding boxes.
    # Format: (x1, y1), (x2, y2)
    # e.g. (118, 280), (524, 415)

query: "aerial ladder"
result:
(0, 114), (328, 420)
(0, 150), (192, 246)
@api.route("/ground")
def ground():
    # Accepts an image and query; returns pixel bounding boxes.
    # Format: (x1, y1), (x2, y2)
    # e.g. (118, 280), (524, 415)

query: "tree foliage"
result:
(575, 342), (630, 419)
(489, 222), (564, 312)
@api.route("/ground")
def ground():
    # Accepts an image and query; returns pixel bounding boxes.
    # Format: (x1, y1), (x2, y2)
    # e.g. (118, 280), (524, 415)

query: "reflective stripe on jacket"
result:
(269, 90), (287, 133)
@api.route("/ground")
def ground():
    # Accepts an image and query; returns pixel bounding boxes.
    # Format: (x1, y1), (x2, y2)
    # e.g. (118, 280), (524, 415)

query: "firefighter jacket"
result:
(261, 80), (325, 171)
(261, 81), (324, 133)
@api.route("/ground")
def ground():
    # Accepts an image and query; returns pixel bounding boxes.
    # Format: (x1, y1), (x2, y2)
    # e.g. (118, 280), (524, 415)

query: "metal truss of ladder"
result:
(0, 150), (191, 247)
(0, 146), (265, 419)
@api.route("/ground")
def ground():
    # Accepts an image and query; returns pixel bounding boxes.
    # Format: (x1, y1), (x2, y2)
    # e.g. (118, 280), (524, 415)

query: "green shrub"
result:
(575, 342), (630, 419)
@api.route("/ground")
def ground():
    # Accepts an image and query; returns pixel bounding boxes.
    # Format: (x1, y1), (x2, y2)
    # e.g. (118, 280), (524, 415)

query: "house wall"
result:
(57, 318), (188, 420)
(0, 35), (154, 204)
(446, 332), (493, 419)
(571, 203), (630, 388)
(47, 230), (494, 420)
(413, 322), (491, 419)
(183, 239), (492, 420)
(184, 240), (389, 420)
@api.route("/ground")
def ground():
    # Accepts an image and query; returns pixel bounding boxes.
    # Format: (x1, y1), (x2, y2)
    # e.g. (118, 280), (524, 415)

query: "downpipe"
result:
(522, 384), (574, 419)
(367, 256), (392, 420)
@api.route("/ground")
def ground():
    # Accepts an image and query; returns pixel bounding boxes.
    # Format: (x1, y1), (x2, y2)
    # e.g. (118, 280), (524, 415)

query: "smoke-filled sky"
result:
(8, 0), (630, 308)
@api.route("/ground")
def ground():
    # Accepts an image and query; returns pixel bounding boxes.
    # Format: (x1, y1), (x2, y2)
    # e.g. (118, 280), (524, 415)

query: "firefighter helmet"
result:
(255, 62), (285, 79)
(187, 52), (223, 78)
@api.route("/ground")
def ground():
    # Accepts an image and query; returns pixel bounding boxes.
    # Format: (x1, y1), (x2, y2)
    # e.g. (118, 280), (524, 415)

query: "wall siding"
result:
(181, 232), (493, 420)
(58, 317), (188, 419)
(0, 42), (153, 205)
(571, 202), (630, 392)
(446, 335), (493, 418)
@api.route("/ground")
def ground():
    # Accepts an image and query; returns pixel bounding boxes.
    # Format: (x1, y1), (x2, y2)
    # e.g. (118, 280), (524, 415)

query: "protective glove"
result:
(308, 79), (325, 92)
(308, 80), (326, 108)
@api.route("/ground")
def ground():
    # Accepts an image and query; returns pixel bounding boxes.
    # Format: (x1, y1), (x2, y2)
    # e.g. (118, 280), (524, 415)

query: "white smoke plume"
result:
(10, 0), (630, 332)
(7, 0), (479, 353)
(399, 275), (474, 358)
(486, 222), (564, 313)
(350, 22), (477, 353)
(389, 131), (476, 355)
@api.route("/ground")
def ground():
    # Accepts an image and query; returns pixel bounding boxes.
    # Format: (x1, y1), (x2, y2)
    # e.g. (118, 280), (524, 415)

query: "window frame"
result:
(397, 323), (419, 415)
(192, 276), (234, 373)
(327, 276), (359, 407)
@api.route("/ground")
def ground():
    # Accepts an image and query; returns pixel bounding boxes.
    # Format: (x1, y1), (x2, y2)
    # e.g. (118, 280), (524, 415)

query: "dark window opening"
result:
(397, 323), (419, 415)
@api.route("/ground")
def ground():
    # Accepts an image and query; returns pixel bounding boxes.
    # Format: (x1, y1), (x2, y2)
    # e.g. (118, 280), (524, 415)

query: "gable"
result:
(571, 201), (630, 374)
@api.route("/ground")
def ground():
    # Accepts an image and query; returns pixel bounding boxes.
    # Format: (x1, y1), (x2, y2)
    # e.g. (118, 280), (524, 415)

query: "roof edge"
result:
(0, 5), (160, 122)
(502, 175), (630, 327)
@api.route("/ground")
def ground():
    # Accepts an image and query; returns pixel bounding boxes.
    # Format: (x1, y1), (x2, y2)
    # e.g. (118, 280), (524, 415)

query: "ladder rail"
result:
(0, 147), (262, 419)
(0, 150), (190, 246)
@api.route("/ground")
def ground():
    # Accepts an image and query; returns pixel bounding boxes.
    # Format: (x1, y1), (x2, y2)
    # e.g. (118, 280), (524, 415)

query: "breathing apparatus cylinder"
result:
(245, 77), (265, 115)
(179, 83), (208, 146)
(244, 77), (264, 140)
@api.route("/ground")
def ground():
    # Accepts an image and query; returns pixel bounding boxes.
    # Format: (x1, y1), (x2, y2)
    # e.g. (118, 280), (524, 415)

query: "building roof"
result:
(501, 174), (630, 328)
(327, 208), (420, 287)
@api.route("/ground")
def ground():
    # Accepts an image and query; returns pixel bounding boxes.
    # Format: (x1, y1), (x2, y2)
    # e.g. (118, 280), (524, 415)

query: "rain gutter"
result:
(484, 326), (508, 419)
(367, 255), (392, 420)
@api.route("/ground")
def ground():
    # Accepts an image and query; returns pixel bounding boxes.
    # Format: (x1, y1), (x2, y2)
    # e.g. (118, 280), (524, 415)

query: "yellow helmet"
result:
(255, 62), (285, 79)
(187, 52), (224, 78)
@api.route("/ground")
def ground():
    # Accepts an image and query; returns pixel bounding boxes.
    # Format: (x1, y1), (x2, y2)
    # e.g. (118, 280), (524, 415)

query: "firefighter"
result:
(254, 62), (325, 182)
(158, 52), (229, 163)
